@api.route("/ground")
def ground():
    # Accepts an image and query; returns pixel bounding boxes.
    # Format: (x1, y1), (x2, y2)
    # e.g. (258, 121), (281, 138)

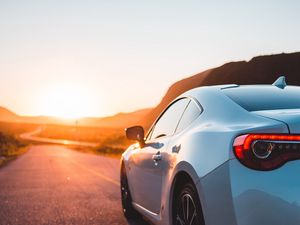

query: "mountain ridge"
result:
(0, 107), (152, 128)
(1, 52), (300, 130)
(140, 52), (300, 128)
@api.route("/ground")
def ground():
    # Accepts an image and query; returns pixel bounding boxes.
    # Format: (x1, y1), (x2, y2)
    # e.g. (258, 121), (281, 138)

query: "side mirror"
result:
(125, 126), (145, 146)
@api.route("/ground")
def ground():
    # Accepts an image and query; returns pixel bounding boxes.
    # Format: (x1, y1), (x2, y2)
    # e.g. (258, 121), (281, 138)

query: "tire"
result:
(173, 183), (205, 225)
(120, 166), (140, 220)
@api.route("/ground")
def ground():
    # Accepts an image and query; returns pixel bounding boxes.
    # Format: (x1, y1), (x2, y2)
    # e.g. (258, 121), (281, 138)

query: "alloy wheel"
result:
(175, 193), (200, 225)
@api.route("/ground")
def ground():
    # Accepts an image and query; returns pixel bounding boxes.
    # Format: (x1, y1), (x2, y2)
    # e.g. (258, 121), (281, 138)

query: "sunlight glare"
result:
(39, 84), (95, 119)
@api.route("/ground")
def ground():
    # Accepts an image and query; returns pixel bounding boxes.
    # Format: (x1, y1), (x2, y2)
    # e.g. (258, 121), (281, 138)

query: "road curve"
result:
(0, 145), (149, 225)
(20, 128), (99, 148)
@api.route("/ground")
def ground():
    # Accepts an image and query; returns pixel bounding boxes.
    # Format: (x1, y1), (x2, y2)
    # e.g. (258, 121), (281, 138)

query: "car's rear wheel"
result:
(173, 183), (204, 225)
(120, 166), (140, 220)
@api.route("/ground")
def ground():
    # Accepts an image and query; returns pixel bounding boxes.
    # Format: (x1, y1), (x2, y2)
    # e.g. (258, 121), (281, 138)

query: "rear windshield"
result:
(223, 86), (300, 111)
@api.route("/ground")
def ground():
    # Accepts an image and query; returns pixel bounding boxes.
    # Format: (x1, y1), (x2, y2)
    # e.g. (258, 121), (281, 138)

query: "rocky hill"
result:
(140, 52), (300, 128)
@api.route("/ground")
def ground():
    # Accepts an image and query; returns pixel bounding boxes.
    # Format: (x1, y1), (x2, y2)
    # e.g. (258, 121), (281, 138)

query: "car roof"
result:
(184, 83), (300, 95)
(177, 84), (300, 109)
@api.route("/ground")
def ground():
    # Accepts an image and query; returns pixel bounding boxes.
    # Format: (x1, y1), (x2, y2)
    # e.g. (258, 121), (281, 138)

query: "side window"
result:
(175, 100), (201, 134)
(150, 98), (190, 140)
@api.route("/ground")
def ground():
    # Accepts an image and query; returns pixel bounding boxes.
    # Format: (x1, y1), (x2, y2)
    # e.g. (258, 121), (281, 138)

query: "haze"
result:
(0, 0), (299, 118)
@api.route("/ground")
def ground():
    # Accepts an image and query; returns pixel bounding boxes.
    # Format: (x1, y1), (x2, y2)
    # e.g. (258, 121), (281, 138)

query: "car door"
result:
(128, 98), (190, 214)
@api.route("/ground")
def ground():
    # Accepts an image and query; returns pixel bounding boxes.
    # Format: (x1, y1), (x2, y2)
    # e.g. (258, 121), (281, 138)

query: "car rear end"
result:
(225, 85), (300, 225)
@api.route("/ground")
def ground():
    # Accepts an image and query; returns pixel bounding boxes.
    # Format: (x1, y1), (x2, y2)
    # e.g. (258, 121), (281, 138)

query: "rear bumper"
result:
(199, 159), (300, 225)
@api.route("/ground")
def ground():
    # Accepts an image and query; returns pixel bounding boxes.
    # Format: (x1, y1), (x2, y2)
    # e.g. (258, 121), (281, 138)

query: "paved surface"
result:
(0, 145), (149, 225)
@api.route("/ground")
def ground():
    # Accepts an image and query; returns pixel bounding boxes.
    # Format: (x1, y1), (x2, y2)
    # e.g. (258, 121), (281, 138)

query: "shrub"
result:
(0, 132), (25, 157)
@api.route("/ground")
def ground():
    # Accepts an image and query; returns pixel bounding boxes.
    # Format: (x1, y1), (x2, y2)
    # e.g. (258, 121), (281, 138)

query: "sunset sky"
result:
(0, 0), (299, 118)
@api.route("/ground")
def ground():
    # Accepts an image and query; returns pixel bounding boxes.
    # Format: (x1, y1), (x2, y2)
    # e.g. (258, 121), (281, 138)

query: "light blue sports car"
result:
(120, 76), (300, 225)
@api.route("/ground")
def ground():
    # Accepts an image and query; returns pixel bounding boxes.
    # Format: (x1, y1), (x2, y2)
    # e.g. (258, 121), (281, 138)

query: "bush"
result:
(95, 134), (133, 155)
(0, 132), (25, 157)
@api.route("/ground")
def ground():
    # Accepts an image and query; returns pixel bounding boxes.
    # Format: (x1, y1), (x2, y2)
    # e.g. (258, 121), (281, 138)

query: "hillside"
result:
(1, 52), (300, 130)
(0, 107), (152, 128)
(140, 52), (300, 128)
(77, 108), (152, 128)
(0, 107), (19, 122)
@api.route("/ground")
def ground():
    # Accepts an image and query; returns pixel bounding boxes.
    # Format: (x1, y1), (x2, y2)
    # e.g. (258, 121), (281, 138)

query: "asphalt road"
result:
(0, 145), (149, 225)
(20, 128), (99, 147)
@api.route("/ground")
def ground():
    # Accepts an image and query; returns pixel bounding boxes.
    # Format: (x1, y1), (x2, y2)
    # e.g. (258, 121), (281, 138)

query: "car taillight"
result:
(233, 134), (300, 170)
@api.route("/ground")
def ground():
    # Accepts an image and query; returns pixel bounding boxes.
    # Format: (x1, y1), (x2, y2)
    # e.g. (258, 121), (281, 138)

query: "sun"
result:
(39, 84), (94, 119)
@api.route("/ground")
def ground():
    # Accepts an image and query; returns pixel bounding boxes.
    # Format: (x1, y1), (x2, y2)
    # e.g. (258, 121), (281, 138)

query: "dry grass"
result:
(0, 121), (38, 166)
(38, 124), (119, 142)
(0, 121), (135, 157)
(94, 134), (133, 156)
(0, 121), (38, 136)
(37, 124), (134, 156)
(0, 131), (28, 167)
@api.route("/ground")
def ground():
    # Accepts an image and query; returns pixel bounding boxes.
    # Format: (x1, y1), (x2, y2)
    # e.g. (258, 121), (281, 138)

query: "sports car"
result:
(120, 76), (300, 225)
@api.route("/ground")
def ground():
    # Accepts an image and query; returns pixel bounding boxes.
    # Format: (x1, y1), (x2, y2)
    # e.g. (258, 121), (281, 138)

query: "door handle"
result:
(152, 151), (162, 162)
